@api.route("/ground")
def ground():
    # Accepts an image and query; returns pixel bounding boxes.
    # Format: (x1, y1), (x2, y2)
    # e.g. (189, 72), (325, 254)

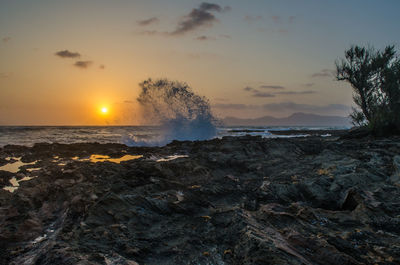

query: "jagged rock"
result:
(390, 155), (400, 184)
(0, 134), (400, 264)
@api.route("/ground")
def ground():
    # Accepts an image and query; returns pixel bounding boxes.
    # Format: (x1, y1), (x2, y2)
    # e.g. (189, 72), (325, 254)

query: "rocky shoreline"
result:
(1, 133), (400, 264)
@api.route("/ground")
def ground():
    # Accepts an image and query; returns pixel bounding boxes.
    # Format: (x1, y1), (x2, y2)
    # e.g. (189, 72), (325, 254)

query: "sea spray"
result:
(123, 78), (217, 146)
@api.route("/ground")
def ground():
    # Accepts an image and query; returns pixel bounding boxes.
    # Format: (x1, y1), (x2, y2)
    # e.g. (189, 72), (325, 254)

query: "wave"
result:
(123, 79), (217, 146)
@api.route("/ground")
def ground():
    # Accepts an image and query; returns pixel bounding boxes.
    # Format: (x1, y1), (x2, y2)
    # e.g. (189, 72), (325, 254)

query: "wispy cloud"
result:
(213, 102), (351, 113)
(213, 103), (259, 110)
(2, 37), (11, 43)
(244, 86), (276, 97)
(244, 85), (314, 97)
(271, 15), (296, 24)
(0, 73), (11, 78)
(185, 51), (223, 60)
(74, 61), (93, 69)
(274, 90), (316, 95)
(195, 35), (216, 41)
(244, 15), (263, 23)
(271, 16), (281, 24)
(261, 102), (350, 113)
(252, 92), (275, 98)
(219, 34), (231, 39)
(254, 15), (296, 35)
(311, 69), (335, 78)
(55, 50), (81, 59)
(139, 30), (162, 36)
(214, 97), (229, 102)
(137, 17), (159, 26)
(259, 85), (285, 90)
(137, 3), (230, 37)
(171, 2), (230, 35)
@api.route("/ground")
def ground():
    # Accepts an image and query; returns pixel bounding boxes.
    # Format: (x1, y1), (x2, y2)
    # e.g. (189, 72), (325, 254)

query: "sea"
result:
(0, 126), (348, 147)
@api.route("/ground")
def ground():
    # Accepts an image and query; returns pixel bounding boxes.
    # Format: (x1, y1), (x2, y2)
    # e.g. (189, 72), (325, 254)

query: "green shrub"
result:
(336, 45), (400, 134)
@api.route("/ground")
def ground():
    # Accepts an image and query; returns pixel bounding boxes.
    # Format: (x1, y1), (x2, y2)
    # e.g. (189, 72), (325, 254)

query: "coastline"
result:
(0, 127), (351, 147)
(1, 134), (400, 264)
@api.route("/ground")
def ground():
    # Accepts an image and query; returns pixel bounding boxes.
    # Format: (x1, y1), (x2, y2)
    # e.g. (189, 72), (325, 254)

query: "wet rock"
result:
(1, 135), (400, 264)
(390, 155), (400, 184)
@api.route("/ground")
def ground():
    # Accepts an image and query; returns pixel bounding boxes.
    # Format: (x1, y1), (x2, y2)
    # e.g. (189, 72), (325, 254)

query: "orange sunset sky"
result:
(1, 0), (399, 125)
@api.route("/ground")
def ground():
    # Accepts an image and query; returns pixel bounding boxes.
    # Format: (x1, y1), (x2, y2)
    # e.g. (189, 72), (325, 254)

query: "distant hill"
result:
(222, 112), (351, 127)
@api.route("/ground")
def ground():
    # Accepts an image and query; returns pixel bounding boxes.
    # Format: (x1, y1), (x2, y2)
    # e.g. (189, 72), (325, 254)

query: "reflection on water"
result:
(156, 155), (189, 162)
(3, 176), (35, 193)
(26, 167), (41, 172)
(0, 157), (37, 173)
(73, 154), (143, 163)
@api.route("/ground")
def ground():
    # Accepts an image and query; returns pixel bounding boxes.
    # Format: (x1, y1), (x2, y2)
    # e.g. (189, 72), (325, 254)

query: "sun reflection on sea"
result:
(73, 154), (143, 163)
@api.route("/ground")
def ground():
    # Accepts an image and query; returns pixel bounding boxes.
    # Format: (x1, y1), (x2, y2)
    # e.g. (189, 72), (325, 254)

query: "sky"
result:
(0, 0), (399, 125)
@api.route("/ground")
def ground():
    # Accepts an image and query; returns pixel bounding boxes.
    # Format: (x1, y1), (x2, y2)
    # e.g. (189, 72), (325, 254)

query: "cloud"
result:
(274, 90), (316, 95)
(195, 34), (230, 41)
(244, 15), (263, 23)
(137, 17), (159, 26)
(222, 6), (231, 12)
(271, 16), (281, 24)
(213, 102), (351, 113)
(219, 34), (231, 39)
(124, 100), (134, 104)
(245, 85), (314, 97)
(99, 64), (105, 69)
(171, 2), (230, 35)
(74, 61), (93, 69)
(271, 15), (296, 24)
(214, 97), (229, 102)
(55, 50), (81, 58)
(259, 85), (285, 90)
(252, 92), (275, 98)
(139, 30), (163, 36)
(0, 73), (11, 78)
(243, 86), (261, 93)
(195, 35), (216, 41)
(213, 103), (260, 110)
(185, 51), (223, 60)
(312, 69), (335, 78)
(2, 37), (11, 43)
(261, 102), (350, 113)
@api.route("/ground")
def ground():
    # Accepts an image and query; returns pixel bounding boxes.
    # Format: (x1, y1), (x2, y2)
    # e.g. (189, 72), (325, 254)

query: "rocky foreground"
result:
(1, 134), (400, 265)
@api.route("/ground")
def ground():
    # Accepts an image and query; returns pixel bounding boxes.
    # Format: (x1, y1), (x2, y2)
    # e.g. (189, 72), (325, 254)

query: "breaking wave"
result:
(123, 78), (217, 146)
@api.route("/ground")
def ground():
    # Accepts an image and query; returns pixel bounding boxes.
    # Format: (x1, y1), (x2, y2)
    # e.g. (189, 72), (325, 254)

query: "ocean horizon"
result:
(0, 125), (349, 147)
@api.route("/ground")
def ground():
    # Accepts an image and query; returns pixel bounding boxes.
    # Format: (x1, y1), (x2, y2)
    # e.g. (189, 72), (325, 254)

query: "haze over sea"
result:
(0, 125), (348, 147)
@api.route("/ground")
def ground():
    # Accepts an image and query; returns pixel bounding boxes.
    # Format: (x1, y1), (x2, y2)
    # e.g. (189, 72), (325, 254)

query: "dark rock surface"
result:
(1, 135), (400, 264)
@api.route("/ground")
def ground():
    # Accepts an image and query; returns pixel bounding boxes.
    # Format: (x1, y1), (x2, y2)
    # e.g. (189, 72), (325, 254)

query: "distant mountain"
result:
(221, 112), (351, 127)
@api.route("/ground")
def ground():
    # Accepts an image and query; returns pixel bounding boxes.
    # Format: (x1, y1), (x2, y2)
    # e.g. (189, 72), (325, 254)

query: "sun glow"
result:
(101, 107), (108, 114)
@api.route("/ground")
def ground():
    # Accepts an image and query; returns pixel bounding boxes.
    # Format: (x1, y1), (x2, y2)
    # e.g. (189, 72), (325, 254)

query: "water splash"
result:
(124, 78), (217, 146)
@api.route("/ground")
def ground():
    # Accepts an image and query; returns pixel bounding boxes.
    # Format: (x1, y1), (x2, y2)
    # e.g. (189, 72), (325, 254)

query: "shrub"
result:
(336, 45), (400, 134)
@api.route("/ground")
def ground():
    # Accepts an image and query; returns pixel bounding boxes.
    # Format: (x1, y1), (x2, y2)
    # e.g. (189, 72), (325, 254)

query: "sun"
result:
(101, 107), (108, 114)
